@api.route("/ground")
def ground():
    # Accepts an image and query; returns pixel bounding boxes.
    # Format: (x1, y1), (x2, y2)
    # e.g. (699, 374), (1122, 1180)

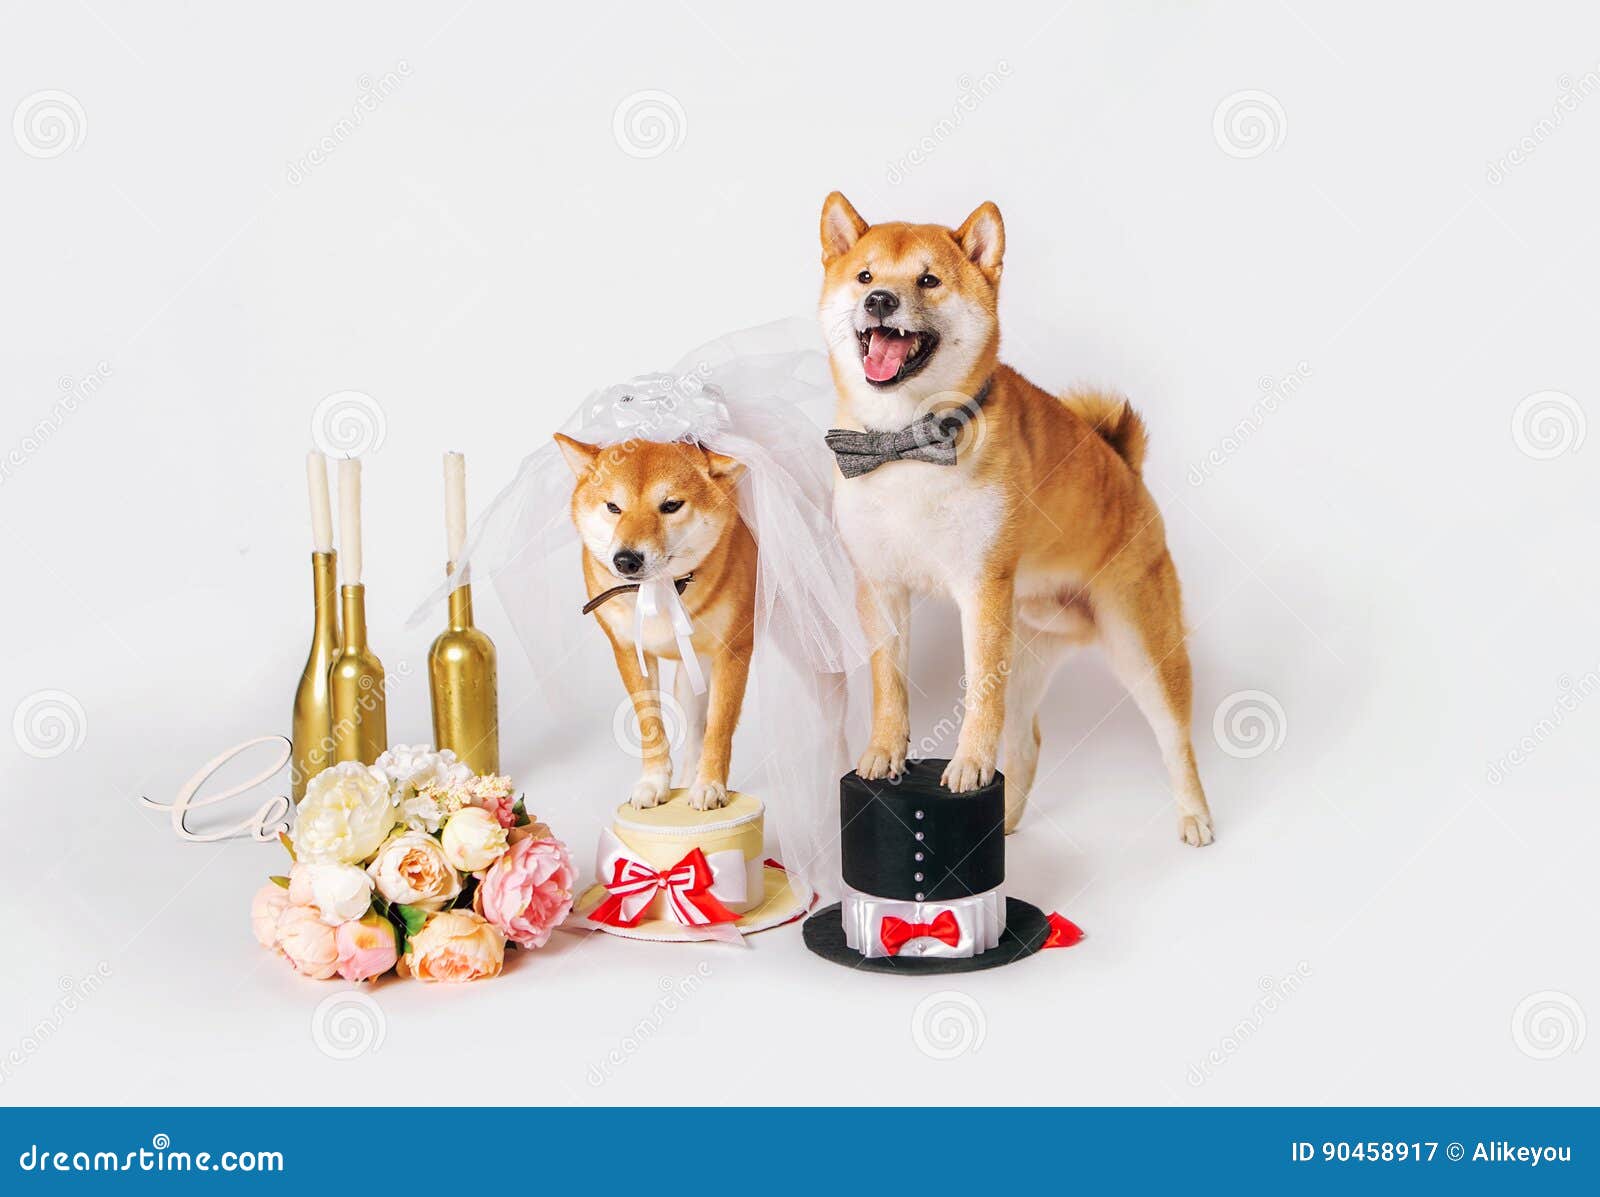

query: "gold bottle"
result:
(329, 583), (387, 764)
(290, 550), (340, 798)
(429, 578), (499, 775)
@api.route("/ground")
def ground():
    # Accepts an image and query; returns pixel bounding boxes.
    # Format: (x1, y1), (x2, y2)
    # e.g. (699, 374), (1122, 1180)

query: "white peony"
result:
(373, 745), (472, 831)
(291, 761), (396, 864)
(440, 806), (509, 872)
(288, 861), (375, 925)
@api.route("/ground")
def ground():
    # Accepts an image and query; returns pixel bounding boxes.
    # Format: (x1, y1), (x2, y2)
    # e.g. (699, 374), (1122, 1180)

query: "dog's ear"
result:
(956, 201), (1005, 281)
(554, 433), (600, 477)
(820, 191), (868, 263)
(702, 448), (746, 483)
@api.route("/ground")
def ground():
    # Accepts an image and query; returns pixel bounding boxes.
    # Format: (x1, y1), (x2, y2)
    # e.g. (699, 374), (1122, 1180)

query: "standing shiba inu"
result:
(817, 192), (1214, 845)
(555, 434), (755, 812)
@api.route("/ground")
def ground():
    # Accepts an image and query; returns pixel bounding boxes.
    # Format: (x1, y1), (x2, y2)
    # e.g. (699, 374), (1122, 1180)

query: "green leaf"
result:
(395, 903), (429, 937)
(278, 832), (296, 861)
(268, 875), (290, 889)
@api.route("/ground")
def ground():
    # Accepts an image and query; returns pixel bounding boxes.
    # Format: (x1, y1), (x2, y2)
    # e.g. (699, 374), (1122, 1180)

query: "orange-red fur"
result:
(818, 192), (1213, 845)
(555, 434), (756, 811)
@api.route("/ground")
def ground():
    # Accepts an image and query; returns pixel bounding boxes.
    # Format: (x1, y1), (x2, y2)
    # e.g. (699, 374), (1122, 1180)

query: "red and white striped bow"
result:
(589, 835), (742, 930)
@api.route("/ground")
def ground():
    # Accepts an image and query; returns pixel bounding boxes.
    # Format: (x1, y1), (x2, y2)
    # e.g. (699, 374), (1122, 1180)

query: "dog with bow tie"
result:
(818, 193), (1214, 846)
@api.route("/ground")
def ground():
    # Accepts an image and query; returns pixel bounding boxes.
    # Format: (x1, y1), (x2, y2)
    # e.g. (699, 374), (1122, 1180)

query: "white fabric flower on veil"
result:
(583, 371), (730, 444)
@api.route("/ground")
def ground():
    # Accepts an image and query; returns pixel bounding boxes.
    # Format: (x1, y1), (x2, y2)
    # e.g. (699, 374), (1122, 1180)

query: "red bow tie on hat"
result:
(879, 909), (961, 955)
(590, 846), (739, 929)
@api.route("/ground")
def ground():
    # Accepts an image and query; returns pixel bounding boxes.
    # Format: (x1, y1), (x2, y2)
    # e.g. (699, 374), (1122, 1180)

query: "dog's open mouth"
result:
(858, 326), (938, 386)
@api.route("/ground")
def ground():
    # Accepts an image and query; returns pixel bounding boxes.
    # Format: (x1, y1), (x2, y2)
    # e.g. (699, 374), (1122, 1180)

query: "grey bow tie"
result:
(825, 381), (992, 479)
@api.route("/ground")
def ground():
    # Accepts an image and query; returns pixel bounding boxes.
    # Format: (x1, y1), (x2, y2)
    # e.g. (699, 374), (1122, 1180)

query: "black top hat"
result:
(803, 760), (1050, 974)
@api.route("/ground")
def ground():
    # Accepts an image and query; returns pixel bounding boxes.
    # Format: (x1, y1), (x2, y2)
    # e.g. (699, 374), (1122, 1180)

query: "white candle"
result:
(338, 457), (363, 585)
(305, 451), (333, 553)
(443, 451), (467, 577)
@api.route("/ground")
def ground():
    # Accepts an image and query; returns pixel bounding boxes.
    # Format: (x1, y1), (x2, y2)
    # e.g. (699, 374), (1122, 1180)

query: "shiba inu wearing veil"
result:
(413, 320), (867, 906)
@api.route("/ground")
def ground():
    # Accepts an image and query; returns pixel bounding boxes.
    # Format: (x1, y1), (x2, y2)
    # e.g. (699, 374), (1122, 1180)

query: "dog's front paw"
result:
(629, 774), (671, 810)
(941, 750), (995, 793)
(856, 743), (906, 780)
(686, 778), (730, 811)
(1179, 811), (1214, 847)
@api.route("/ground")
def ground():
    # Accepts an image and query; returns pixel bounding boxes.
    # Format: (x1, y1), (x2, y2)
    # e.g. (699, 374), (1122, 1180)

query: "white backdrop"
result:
(2, 2), (1596, 1105)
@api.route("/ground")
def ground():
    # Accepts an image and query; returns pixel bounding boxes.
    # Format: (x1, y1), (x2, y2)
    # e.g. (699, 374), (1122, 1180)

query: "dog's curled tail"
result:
(1061, 387), (1147, 474)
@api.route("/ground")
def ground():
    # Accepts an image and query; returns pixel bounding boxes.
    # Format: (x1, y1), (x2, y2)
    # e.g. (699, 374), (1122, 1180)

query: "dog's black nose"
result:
(863, 289), (899, 317)
(612, 549), (645, 576)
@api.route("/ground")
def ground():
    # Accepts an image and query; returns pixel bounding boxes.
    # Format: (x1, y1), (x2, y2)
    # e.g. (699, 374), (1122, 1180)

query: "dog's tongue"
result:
(863, 329), (912, 382)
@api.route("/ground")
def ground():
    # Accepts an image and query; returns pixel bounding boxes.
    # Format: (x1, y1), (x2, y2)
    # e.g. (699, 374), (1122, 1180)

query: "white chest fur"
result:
(594, 594), (682, 660)
(834, 461), (1004, 595)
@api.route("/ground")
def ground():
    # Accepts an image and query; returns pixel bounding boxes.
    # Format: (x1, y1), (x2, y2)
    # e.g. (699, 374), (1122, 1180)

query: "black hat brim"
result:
(802, 897), (1050, 975)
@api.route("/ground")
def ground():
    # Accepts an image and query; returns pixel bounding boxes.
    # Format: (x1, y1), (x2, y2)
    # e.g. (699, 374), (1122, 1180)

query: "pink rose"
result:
(250, 883), (290, 952)
(334, 914), (399, 981)
(276, 904), (339, 979)
(476, 836), (575, 949)
(464, 774), (519, 829)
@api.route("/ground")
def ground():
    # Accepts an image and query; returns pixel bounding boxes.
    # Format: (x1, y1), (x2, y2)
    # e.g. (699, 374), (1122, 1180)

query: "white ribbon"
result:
(840, 886), (1007, 959)
(591, 829), (753, 940)
(634, 576), (706, 695)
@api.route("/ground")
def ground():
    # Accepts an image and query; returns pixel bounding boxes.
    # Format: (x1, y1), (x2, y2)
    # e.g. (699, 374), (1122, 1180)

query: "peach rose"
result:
(401, 909), (505, 982)
(276, 904), (339, 979)
(440, 806), (508, 872)
(367, 831), (462, 912)
(250, 882), (290, 952)
(335, 914), (399, 981)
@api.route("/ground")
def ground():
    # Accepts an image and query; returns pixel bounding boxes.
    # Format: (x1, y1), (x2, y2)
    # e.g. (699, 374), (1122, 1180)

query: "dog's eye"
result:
(917, 273), (940, 289)
(857, 270), (872, 284)
(659, 499), (684, 514)
(605, 502), (621, 514)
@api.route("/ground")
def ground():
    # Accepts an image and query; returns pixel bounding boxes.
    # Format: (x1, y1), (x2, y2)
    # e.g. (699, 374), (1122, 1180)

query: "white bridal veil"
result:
(412, 319), (866, 902)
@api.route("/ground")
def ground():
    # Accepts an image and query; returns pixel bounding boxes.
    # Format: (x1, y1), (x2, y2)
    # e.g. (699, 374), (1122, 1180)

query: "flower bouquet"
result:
(250, 745), (575, 983)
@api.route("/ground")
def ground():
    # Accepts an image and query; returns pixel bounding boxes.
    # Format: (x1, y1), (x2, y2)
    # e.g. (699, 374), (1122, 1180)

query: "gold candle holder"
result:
(329, 583), (387, 765)
(290, 550), (341, 798)
(429, 580), (499, 775)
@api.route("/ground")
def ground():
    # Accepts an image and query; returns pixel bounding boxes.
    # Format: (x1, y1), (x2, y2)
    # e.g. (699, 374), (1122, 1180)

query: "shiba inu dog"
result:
(555, 434), (755, 812)
(817, 192), (1214, 845)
